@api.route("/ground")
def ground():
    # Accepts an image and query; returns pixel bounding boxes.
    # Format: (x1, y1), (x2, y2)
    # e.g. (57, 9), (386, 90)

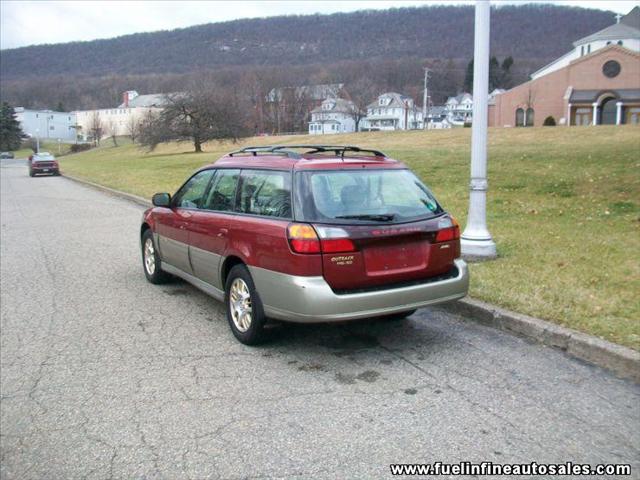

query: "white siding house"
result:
(425, 106), (451, 129)
(362, 92), (422, 131)
(308, 98), (358, 135)
(74, 90), (169, 142)
(445, 93), (473, 125)
(14, 108), (77, 142)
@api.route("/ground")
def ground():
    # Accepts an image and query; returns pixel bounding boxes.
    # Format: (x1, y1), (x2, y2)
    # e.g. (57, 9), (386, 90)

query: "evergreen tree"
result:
(464, 56), (515, 93)
(488, 56), (501, 92)
(55, 101), (65, 112)
(463, 59), (474, 93)
(501, 56), (514, 89)
(0, 103), (23, 151)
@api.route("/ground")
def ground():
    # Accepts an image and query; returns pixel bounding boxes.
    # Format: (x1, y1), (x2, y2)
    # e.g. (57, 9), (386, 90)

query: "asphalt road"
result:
(1, 158), (639, 480)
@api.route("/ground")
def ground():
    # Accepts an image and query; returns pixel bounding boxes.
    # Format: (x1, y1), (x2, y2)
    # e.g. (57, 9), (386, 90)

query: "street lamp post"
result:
(460, 0), (497, 260)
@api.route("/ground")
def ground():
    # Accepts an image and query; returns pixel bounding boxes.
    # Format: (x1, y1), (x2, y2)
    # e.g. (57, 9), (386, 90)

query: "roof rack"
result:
(227, 145), (387, 160)
(227, 146), (301, 159)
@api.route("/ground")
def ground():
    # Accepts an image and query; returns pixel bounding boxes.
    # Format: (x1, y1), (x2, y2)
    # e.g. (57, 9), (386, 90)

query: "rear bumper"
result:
(250, 258), (469, 323)
(31, 167), (59, 174)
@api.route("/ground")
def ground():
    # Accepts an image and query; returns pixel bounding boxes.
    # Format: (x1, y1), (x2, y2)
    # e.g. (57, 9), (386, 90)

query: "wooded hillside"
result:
(0, 4), (614, 110)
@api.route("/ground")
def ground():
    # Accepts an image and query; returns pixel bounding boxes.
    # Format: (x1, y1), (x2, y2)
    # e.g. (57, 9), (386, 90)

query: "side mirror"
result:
(152, 192), (171, 207)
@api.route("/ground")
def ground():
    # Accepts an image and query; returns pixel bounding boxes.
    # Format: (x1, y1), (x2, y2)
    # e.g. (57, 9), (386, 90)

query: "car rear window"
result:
(294, 169), (443, 224)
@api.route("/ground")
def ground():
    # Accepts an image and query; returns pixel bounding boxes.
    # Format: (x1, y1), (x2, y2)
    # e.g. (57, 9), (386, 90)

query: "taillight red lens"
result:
(321, 238), (356, 253)
(315, 226), (356, 253)
(287, 223), (321, 254)
(288, 224), (357, 254)
(435, 217), (460, 243)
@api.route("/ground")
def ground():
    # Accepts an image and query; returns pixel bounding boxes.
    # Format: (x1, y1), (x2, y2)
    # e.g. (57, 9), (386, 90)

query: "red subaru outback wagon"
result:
(140, 145), (469, 344)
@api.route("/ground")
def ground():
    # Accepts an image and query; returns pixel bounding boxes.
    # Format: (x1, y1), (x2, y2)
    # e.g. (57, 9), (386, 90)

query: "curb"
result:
(63, 173), (151, 208)
(63, 173), (640, 383)
(440, 298), (639, 383)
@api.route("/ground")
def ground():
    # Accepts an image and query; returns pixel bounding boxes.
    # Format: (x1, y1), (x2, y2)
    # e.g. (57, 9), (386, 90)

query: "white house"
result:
(362, 92), (422, 131)
(14, 108), (77, 142)
(530, 8), (640, 80)
(425, 106), (451, 129)
(73, 90), (169, 142)
(445, 93), (473, 125)
(308, 97), (358, 135)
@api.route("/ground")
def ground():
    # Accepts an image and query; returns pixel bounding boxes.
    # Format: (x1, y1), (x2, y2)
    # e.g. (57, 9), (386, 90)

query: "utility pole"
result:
(460, 0), (497, 259)
(422, 67), (430, 130)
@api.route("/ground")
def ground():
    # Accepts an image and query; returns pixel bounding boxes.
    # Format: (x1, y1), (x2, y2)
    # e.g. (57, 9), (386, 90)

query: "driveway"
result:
(1, 158), (638, 479)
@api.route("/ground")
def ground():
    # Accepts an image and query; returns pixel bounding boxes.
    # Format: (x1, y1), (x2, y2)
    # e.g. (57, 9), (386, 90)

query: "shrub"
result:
(70, 143), (92, 153)
(543, 116), (556, 126)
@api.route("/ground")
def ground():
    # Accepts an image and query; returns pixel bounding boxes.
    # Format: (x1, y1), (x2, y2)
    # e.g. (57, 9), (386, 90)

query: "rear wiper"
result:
(334, 213), (396, 222)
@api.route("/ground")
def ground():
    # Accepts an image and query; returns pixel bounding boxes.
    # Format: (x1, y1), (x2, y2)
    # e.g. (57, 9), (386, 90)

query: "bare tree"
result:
(525, 85), (536, 108)
(345, 78), (377, 131)
(105, 118), (119, 146)
(89, 112), (103, 146)
(126, 115), (140, 143)
(139, 87), (248, 153)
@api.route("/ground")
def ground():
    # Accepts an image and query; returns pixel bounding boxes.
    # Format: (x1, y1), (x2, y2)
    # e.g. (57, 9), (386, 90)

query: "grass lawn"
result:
(60, 126), (640, 350)
(11, 140), (76, 159)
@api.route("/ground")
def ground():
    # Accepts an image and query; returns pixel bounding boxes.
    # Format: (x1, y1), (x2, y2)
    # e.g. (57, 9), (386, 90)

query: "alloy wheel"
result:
(144, 238), (156, 275)
(229, 278), (252, 332)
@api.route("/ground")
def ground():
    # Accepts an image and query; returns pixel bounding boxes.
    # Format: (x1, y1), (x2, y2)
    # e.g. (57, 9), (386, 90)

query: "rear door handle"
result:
(218, 228), (228, 237)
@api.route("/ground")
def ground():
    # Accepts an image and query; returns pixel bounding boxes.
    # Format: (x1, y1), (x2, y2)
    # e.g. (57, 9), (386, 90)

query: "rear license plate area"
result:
(363, 240), (428, 275)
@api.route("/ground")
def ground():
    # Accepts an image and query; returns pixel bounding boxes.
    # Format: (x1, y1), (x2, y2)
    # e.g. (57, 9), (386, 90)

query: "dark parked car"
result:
(28, 152), (60, 177)
(140, 145), (469, 344)
(0, 152), (15, 159)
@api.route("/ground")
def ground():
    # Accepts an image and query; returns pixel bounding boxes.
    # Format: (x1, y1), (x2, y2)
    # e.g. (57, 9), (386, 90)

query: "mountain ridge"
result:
(0, 4), (614, 80)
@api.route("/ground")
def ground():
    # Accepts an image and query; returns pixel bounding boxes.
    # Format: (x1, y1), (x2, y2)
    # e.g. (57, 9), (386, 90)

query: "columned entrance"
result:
(599, 97), (617, 125)
(568, 90), (637, 127)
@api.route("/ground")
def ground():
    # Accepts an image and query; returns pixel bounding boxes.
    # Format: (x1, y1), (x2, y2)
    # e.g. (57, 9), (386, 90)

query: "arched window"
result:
(515, 108), (524, 127)
(526, 108), (535, 127)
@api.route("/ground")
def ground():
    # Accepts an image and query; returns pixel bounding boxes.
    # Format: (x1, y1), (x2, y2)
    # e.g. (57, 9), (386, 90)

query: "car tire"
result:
(29, 170), (34, 177)
(225, 264), (267, 345)
(141, 229), (171, 284)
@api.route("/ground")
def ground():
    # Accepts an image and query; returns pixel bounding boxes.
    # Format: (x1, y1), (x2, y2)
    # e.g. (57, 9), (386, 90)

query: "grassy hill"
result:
(60, 126), (640, 349)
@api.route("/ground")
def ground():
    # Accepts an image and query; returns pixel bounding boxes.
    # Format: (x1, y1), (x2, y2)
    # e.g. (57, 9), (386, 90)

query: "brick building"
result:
(489, 7), (640, 127)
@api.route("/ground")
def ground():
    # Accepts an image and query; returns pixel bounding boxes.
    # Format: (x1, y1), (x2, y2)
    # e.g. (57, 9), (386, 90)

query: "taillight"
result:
(321, 238), (356, 253)
(315, 226), (356, 253)
(287, 224), (357, 254)
(287, 223), (320, 254)
(435, 216), (460, 243)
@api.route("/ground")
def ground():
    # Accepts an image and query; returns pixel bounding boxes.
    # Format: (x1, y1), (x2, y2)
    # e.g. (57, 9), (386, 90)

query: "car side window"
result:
(203, 169), (240, 211)
(238, 170), (292, 218)
(173, 170), (215, 209)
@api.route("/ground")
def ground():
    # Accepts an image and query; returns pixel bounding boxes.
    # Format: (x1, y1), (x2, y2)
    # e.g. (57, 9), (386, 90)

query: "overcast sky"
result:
(1, 0), (636, 50)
